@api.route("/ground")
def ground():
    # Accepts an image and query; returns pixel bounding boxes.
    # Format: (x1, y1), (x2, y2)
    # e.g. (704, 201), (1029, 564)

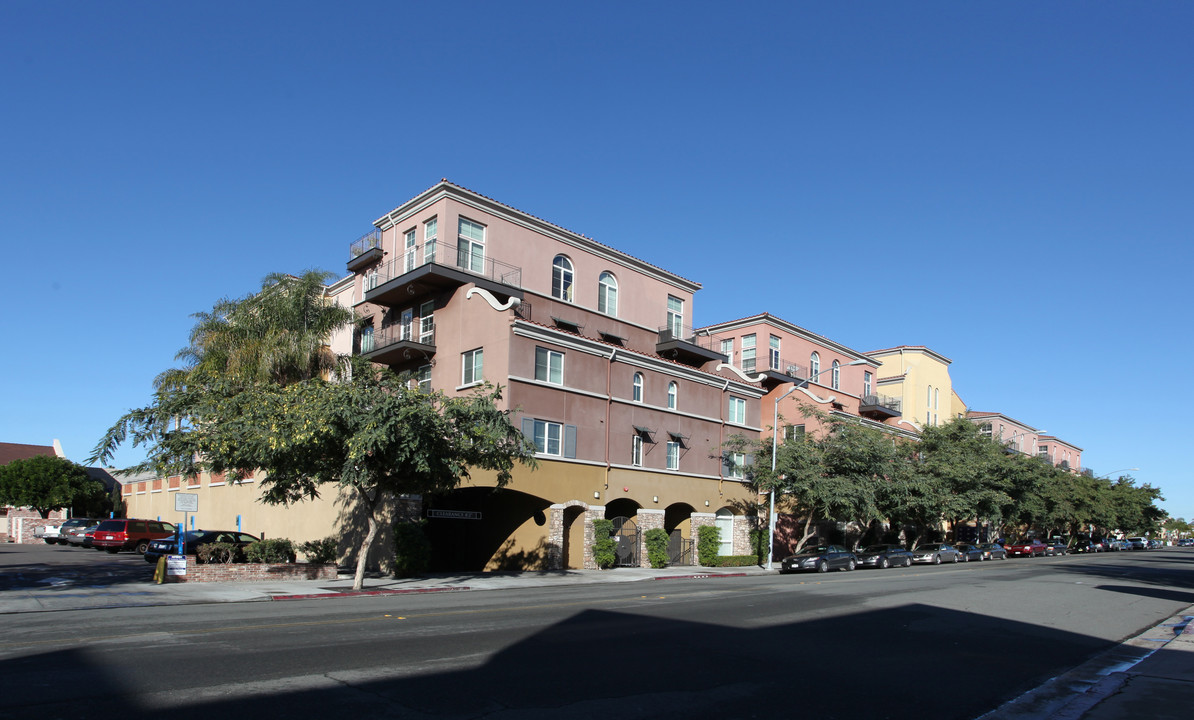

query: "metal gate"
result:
(668, 530), (694, 566)
(611, 516), (641, 567)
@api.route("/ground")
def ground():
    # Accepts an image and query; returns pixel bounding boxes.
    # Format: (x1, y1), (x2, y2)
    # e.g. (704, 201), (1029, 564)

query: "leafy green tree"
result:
(914, 418), (1012, 538)
(1108, 476), (1165, 536)
(0, 456), (106, 517)
(818, 421), (911, 549)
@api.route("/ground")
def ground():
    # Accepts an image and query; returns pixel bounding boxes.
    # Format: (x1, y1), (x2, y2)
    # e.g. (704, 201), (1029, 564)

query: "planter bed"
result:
(164, 557), (337, 583)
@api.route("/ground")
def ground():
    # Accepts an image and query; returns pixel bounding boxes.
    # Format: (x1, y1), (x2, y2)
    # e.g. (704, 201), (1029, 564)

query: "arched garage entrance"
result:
(423, 488), (552, 571)
(605, 498), (642, 568)
(561, 504), (586, 569)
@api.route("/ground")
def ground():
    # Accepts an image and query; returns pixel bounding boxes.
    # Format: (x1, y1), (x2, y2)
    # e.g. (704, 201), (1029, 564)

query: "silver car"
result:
(911, 543), (963, 565)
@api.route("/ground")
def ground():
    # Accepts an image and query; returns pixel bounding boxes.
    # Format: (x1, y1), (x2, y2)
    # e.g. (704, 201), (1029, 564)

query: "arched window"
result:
(667, 381), (677, 409)
(598, 271), (618, 316)
(809, 352), (820, 383)
(715, 509), (735, 555)
(831, 360), (840, 390)
(632, 373), (644, 403)
(552, 255), (574, 302)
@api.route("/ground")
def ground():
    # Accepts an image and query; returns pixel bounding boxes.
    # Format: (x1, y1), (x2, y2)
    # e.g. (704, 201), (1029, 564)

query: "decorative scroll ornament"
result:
(466, 288), (521, 311)
(716, 363), (766, 383)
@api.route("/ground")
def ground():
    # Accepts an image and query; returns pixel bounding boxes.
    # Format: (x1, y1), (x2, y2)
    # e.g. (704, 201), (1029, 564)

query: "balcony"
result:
(362, 241), (523, 308)
(360, 324), (436, 367)
(859, 393), (902, 420)
(747, 356), (806, 387)
(656, 324), (728, 367)
(347, 230), (384, 273)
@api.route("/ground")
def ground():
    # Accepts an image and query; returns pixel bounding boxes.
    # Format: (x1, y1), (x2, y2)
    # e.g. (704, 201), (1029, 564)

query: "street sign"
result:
(175, 493), (198, 512)
(427, 509), (482, 520)
(166, 555), (187, 576)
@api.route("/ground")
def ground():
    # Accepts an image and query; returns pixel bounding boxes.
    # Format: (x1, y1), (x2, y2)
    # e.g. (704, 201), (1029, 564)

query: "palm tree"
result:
(89, 270), (354, 471)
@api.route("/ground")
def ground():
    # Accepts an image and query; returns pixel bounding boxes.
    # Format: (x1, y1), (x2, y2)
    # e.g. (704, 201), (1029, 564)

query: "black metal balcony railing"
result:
(656, 323), (726, 352)
(860, 394), (901, 413)
(349, 230), (382, 259)
(361, 323), (436, 356)
(371, 241), (522, 290)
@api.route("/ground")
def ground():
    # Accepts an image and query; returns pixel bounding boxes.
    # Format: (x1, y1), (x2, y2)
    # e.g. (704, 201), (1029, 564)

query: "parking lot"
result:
(0, 540), (155, 592)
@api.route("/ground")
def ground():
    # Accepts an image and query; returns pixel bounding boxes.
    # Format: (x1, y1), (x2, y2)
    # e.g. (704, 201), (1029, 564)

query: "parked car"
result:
(1071, 540), (1100, 554)
(1005, 539), (1047, 557)
(1044, 541), (1069, 556)
(1126, 537), (1148, 551)
(1148, 539), (1162, 549)
(911, 543), (963, 565)
(854, 544), (914, 569)
(65, 523), (100, 547)
(144, 530), (260, 564)
(978, 543), (1008, 560)
(780, 545), (858, 573)
(955, 543), (984, 562)
(1179, 538), (1194, 547)
(43, 518), (96, 545)
(92, 519), (176, 554)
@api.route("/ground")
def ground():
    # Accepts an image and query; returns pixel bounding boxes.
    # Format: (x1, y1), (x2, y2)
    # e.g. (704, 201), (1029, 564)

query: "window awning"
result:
(633, 425), (657, 441)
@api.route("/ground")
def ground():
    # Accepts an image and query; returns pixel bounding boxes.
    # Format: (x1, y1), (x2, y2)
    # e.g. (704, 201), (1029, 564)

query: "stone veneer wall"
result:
(690, 512), (716, 565)
(637, 509), (665, 567)
(165, 559), (338, 583)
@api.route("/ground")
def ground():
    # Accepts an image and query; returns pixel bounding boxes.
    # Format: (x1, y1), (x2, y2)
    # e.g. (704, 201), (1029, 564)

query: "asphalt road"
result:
(2, 549), (1192, 720)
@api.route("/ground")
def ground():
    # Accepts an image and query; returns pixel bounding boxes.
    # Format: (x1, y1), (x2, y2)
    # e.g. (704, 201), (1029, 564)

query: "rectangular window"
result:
(632, 435), (643, 467)
(729, 396), (746, 425)
(404, 229), (417, 272)
(458, 218), (486, 273)
(424, 217), (438, 264)
(666, 296), (684, 338)
(863, 372), (872, 397)
(535, 347), (563, 385)
(534, 420), (562, 456)
(415, 364), (431, 392)
(462, 348), (483, 386)
(419, 301), (435, 344)
(741, 334), (756, 374)
(769, 335), (780, 371)
(720, 338), (734, 364)
(666, 441), (679, 470)
(728, 452), (745, 479)
(784, 424), (805, 441)
(359, 325), (374, 354)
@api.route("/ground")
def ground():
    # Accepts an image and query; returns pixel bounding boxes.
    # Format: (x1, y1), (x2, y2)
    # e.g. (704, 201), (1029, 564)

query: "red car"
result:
(1005, 539), (1047, 557)
(92, 518), (176, 554)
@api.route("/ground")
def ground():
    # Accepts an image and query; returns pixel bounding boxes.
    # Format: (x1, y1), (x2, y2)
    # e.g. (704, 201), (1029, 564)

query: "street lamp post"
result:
(765, 358), (869, 571)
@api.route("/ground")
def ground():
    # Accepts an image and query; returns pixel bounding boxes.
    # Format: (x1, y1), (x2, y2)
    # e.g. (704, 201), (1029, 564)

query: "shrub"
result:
(197, 542), (242, 564)
(299, 536), (338, 564)
(644, 528), (669, 569)
(749, 528), (767, 564)
(245, 538), (296, 564)
(709, 555), (759, 567)
(393, 521), (431, 578)
(591, 518), (617, 569)
(697, 525), (721, 566)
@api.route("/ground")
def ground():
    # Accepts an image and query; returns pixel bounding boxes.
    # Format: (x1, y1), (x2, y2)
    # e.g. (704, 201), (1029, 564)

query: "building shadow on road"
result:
(0, 599), (1133, 720)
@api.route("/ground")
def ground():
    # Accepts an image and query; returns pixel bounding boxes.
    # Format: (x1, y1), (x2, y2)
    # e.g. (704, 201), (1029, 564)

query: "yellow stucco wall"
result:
(872, 348), (955, 431)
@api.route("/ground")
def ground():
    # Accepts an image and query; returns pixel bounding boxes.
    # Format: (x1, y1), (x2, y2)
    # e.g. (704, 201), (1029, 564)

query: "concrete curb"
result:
(271, 586), (472, 601)
(653, 572), (748, 581)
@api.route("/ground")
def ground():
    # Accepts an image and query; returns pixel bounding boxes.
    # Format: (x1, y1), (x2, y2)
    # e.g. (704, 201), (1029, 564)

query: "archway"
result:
(423, 487), (552, 571)
(664, 503), (696, 565)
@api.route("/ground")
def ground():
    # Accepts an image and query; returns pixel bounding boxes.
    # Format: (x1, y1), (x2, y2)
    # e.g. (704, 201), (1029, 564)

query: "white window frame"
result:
(720, 338), (734, 364)
(414, 364), (431, 393)
(419, 301), (435, 344)
(810, 352), (821, 383)
(632, 372), (644, 403)
(831, 360), (840, 390)
(769, 335), (781, 371)
(534, 420), (563, 456)
(632, 434), (643, 467)
(458, 218), (486, 273)
(462, 348), (483, 386)
(728, 452), (745, 479)
(667, 381), (677, 410)
(598, 271), (618, 316)
(552, 255), (575, 302)
(400, 308), (413, 341)
(729, 396), (746, 425)
(424, 217), (437, 265)
(404, 228), (417, 272)
(741, 334), (756, 374)
(666, 441), (680, 470)
(863, 371), (872, 397)
(666, 296), (684, 337)
(535, 347), (563, 385)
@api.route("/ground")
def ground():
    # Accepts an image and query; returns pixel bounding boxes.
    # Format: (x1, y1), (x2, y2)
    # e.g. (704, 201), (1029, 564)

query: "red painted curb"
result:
(652, 572), (748, 581)
(270, 586), (471, 601)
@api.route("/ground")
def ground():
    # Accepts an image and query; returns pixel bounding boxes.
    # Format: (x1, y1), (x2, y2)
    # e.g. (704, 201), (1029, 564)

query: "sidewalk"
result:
(0, 564), (765, 614)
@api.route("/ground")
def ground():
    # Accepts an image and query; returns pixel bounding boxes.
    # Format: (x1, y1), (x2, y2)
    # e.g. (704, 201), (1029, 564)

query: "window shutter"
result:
(722, 453), (733, 476)
(521, 417), (534, 440)
(564, 425), (577, 458)
(744, 453), (754, 468)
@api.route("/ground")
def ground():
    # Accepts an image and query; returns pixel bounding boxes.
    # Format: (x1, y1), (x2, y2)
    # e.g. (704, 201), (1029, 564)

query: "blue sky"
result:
(2, 3), (1190, 516)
